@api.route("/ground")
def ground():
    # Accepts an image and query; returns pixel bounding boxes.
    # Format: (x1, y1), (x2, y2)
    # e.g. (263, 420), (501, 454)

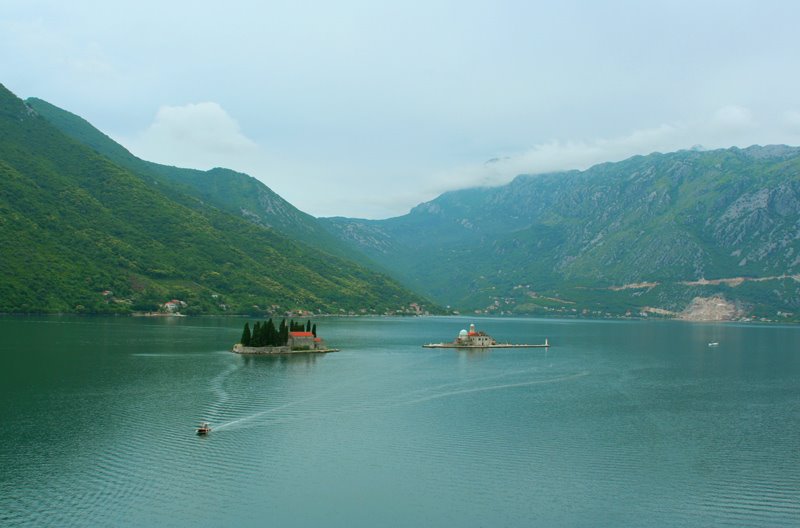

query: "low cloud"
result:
(422, 123), (686, 200)
(116, 102), (800, 221)
(418, 105), (798, 207)
(121, 102), (259, 171)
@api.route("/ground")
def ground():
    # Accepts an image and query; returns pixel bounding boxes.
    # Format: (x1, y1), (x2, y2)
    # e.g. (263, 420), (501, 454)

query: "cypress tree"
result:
(266, 318), (277, 346)
(259, 320), (269, 346)
(306, 320), (311, 332)
(241, 322), (251, 346)
(311, 323), (316, 337)
(253, 323), (264, 346)
(279, 318), (288, 346)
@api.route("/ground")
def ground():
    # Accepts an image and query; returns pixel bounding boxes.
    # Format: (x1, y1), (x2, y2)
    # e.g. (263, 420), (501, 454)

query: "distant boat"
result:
(196, 421), (211, 435)
(708, 342), (719, 347)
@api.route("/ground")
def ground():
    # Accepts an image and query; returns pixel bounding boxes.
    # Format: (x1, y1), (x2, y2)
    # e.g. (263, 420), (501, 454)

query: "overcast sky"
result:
(3, 1), (800, 218)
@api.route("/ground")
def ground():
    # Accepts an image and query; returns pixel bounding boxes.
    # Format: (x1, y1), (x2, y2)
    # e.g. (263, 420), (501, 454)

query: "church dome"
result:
(459, 329), (468, 337)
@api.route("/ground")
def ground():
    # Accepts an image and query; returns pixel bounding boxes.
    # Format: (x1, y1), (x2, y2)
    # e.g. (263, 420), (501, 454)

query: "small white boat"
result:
(196, 421), (211, 435)
(708, 342), (719, 347)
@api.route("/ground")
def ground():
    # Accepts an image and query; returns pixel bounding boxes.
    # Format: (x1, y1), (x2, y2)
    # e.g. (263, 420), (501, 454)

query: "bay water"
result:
(1, 315), (798, 526)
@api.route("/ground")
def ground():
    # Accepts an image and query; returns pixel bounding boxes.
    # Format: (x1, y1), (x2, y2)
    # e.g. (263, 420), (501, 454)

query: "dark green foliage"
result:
(264, 318), (277, 346)
(252, 319), (281, 346)
(25, 96), (382, 269)
(311, 324), (316, 337)
(240, 322), (251, 346)
(0, 84), (435, 315)
(239, 318), (299, 347)
(279, 319), (288, 344)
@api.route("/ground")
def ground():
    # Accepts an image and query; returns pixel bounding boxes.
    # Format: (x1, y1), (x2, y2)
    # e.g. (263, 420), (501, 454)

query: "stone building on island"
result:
(454, 323), (497, 347)
(287, 331), (327, 351)
(423, 322), (549, 349)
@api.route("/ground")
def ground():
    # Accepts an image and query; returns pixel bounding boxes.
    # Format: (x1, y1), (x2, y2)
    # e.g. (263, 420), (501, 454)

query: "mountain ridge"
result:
(320, 145), (800, 320)
(0, 83), (433, 315)
(24, 97), (379, 269)
(15, 85), (800, 321)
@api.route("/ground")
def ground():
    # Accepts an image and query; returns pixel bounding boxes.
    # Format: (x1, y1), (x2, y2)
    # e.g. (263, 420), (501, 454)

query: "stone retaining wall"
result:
(232, 344), (338, 355)
(232, 344), (291, 354)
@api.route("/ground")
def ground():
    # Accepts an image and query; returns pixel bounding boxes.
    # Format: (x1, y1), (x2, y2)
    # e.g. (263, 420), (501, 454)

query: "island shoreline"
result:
(232, 343), (340, 355)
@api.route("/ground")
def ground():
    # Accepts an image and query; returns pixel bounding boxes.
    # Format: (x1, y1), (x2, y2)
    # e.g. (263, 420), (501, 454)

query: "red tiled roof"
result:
(289, 331), (314, 337)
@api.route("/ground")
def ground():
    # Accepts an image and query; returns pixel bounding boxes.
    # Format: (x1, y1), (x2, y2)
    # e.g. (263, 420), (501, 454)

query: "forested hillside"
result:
(0, 84), (432, 315)
(26, 97), (377, 268)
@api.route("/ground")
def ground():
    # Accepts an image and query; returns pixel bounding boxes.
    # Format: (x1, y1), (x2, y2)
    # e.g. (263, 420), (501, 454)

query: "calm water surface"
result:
(1, 316), (799, 527)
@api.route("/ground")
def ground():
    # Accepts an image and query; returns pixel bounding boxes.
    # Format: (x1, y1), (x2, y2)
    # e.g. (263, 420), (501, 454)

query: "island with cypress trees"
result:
(232, 318), (339, 354)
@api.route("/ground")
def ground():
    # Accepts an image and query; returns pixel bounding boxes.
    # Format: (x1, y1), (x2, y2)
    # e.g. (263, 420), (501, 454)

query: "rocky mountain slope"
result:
(321, 146), (800, 320)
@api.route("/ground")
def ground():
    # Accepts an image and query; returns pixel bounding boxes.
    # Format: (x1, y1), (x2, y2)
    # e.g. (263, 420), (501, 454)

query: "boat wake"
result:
(210, 352), (443, 432)
(201, 353), (587, 433)
(396, 367), (543, 399)
(204, 361), (240, 422)
(394, 370), (590, 407)
(213, 391), (333, 431)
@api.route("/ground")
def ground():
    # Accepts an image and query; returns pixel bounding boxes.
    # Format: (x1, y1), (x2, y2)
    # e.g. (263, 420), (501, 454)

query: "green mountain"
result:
(25, 97), (375, 268)
(321, 147), (800, 321)
(0, 83), (432, 315)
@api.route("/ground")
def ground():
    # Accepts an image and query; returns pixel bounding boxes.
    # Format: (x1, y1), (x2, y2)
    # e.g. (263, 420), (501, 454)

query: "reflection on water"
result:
(240, 352), (325, 367)
(0, 315), (799, 527)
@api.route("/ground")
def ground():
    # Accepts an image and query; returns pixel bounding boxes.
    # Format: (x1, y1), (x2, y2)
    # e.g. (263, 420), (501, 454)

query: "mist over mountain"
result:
(8, 81), (800, 321)
(320, 146), (800, 320)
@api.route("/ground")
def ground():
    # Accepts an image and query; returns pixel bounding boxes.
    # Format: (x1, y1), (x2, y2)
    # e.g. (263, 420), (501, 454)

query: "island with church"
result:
(423, 323), (550, 349)
(232, 318), (339, 354)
